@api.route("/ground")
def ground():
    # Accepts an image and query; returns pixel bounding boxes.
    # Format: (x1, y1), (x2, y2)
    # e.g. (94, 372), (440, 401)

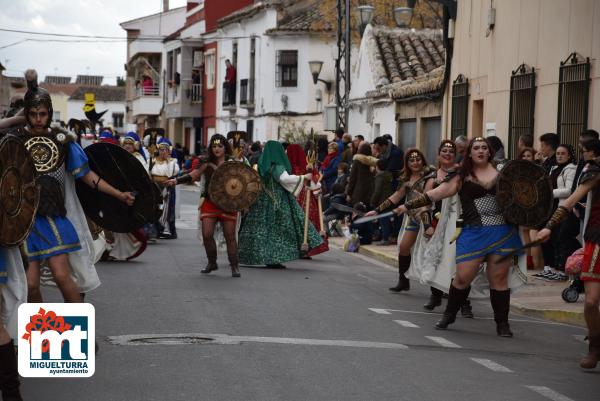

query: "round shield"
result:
(496, 159), (553, 227)
(0, 134), (39, 246)
(76, 142), (159, 233)
(208, 161), (262, 213)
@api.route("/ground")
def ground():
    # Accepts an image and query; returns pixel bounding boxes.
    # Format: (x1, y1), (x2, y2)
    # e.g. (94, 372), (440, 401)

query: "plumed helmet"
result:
(157, 136), (172, 150)
(120, 131), (141, 149)
(23, 69), (53, 129)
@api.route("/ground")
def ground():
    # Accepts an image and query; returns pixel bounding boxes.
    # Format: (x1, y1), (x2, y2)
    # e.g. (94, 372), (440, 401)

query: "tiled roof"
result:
(217, 1), (271, 27)
(267, 5), (332, 33)
(75, 75), (103, 86)
(365, 26), (445, 99)
(69, 86), (125, 102)
(44, 76), (72, 85)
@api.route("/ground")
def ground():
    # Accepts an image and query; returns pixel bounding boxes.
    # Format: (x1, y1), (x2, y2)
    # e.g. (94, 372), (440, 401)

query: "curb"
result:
(331, 237), (586, 327)
(510, 302), (585, 327)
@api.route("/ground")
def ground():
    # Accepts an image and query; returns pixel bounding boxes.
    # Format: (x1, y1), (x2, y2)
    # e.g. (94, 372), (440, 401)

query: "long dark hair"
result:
(207, 133), (232, 164)
(460, 137), (493, 180)
(437, 139), (456, 168)
(401, 148), (428, 182)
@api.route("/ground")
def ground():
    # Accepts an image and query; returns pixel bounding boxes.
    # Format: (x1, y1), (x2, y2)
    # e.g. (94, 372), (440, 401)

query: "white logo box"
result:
(18, 303), (95, 378)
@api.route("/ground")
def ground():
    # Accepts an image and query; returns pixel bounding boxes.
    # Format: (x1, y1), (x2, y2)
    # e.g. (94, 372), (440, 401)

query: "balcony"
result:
(165, 80), (203, 119)
(191, 83), (202, 103)
(239, 79), (255, 108)
(128, 40), (163, 60)
(131, 83), (161, 116)
(222, 81), (236, 110)
(135, 84), (160, 98)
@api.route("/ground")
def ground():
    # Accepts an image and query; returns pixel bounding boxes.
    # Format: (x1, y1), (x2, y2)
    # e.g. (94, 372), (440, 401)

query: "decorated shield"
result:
(76, 142), (159, 233)
(496, 159), (553, 227)
(0, 134), (39, 246)
(208, 161), (262, 212)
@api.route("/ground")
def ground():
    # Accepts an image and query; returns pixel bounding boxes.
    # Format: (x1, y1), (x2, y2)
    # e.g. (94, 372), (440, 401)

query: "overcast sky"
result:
(0, 0), (187, 85)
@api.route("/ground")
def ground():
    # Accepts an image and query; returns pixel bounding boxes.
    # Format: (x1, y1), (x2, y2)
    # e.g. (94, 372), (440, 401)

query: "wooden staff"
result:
(316, 175), (326, 236)
(301, 150), (316, 253)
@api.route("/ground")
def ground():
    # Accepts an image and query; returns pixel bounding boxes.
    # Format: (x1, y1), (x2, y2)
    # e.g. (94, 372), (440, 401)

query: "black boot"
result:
(389, 255), (411, 292)
(201, 239), (218, 274)
(424, 287), (443, 311)
(228, 248), (240, 278)
(0, 340), (23, 401)
(460, 287), (474, 318)
(436, 285), (470, 330)
(490, 289), (513, 337)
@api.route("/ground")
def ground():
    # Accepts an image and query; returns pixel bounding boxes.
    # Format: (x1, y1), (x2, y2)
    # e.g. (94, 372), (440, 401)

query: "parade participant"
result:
(166, 134), (240, 277)
(121, 131), (148, 172)
(408, 141), (473, 316)
(238, 141), (323, 268)
(0, 247), (25, 401)
(395, 138), (524, 336)
(17, 70), (135, 304)
(366, 149), (435, 292)
(97, 127), (118, 145)
(537, 139), (600, 368)
(286, 144), (328, 257)
(151, 137), (179, 239)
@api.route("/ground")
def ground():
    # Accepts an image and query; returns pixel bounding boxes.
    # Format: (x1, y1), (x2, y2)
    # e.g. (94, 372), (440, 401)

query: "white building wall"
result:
(348, 102), (396, 142)
(67, 100), (127, 132)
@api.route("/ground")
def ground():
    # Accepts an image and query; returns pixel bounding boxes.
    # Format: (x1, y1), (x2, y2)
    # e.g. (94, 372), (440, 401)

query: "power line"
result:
(0, 27), (165, 40)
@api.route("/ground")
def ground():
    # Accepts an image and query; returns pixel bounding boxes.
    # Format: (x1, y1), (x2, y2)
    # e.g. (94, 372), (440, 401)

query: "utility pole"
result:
(335, 0), (351, 130)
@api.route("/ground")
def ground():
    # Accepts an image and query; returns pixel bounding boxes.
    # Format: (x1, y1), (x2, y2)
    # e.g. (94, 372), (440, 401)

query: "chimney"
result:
(163, 0), (169, 12)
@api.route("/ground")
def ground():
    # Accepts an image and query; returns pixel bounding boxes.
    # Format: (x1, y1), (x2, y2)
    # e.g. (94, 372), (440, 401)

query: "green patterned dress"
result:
(238, 165), (323, 265)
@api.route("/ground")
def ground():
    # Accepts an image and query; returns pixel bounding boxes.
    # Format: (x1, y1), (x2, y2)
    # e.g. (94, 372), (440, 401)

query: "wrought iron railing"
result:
(191, 84), (202, 103)
(135, 84), (160, 97)
(508, 63), (536, 159)
(451, 74), (468, 140)
(222, 81), (236, 107)
(240, 78), (255, 106)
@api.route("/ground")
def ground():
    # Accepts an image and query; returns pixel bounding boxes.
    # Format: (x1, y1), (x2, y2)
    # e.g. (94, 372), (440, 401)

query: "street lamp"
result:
(308, 60), (332, 92)
(393, 7), (413, 28)
(357, 5), (375, 36)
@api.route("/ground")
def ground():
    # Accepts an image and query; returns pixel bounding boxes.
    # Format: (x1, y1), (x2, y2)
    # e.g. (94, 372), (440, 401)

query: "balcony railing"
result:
(135, 84), (160, 98)
(222, 81), (236, 108)
(191, 83), (202, 103)
(240, 78), (255, 107)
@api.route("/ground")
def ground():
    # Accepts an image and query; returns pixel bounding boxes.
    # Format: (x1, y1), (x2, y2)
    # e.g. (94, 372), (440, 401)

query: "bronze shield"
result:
(208, 161), (262, 213)
(76, 142), (159, 233)
(0, 134), (39, 246)
(496, 159), (553, 227)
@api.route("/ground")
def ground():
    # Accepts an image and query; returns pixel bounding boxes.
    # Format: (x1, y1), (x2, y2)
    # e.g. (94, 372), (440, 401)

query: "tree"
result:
(116, 76), (126, 87)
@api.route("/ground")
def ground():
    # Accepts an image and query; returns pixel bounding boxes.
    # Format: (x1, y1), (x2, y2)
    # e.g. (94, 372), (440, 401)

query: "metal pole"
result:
(344, 0), (351, 130)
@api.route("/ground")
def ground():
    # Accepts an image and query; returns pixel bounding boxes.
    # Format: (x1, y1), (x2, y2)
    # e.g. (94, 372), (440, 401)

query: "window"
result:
(557, 52), (591, 159)
(508, 64), (536, 159)
(276, 50), (298, 87)
(205, 51), (215, 89)
(451, 74), (469, 139)
(423, 117), (441, 165)
(112, 113), (124, 128)
(398, 119), (416, 150)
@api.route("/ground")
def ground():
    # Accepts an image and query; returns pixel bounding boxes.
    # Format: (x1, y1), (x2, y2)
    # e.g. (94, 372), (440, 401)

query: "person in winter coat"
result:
(346, 143), (376, 207)
(321, 142), (341, 193)
(371, 159), (394, 245)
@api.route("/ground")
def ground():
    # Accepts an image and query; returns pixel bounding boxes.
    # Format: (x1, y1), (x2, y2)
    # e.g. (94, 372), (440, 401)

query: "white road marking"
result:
(357, 273), (381, 282)
(369, 308), (392, 315)
(107, 333), (409, 350)
(394, 320), (420, 328)
(525, 386), (574, 401)
(425, 336), (461, 348)
(573, 335), (587, 343)
(469, 358), (512, 372)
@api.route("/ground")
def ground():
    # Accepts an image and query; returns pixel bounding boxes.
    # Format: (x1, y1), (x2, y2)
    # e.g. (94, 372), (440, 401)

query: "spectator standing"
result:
(454, 135), (469, 164)
(538, 132), (559, 173)
(321, 142), (341, 193)
(487, 136), (508, 170)
(345, 143), (375, 207)
(225, 59), (236, 104)
(334, 127), (344, 150)
(341, 134), (353, 164)
(249, 141), (262, 166)
(518, 134), (534, 155)
(371, 159), (394, 245)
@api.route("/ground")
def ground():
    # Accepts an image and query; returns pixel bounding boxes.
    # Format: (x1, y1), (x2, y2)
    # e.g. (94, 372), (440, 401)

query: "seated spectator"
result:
(350, 202), (373, 245)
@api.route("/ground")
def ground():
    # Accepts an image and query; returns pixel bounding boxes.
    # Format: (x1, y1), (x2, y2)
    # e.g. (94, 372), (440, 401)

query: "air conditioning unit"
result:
(323, 105), (337, 131)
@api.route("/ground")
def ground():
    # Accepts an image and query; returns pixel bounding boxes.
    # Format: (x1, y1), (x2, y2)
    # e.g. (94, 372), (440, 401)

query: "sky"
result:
(0, 0), (187, 85)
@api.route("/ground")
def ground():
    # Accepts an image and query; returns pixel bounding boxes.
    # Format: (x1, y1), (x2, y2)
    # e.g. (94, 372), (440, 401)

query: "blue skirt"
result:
(0, 247), (6, 284)
(405, 217), (420, 232)
(456, 224), (522, 263)
(24, 215), (82, 261)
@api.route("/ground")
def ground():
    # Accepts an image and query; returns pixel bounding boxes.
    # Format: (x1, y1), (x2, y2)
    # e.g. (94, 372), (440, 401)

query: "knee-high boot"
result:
(580, 335), (600, 369)
(424, 287), (443, 310)
(435, 285), (470, 329)
(460, 286), (474, 318)
(389, 255), (411, 292)
(490, 289), (513, 337)
(201, 238), (218, 273)
(0, 340), (22, 401)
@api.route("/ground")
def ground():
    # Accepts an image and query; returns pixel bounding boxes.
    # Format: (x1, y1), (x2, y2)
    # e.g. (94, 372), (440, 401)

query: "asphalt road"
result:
(21, 188), (600, 401)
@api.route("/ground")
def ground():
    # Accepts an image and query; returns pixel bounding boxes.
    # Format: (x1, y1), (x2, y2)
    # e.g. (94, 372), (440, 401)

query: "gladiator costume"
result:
(373, 160), (436, 292)
(151, 138), (179, 239)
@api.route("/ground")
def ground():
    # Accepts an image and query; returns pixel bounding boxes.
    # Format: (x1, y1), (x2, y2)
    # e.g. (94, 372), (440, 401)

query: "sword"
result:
(330, 202), (365, 216)
(497, 238), (545, 263)
(352, 210), (395, 225)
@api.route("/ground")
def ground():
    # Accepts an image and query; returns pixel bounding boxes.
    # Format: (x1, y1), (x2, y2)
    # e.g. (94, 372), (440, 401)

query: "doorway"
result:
(472, 100), (484, 137)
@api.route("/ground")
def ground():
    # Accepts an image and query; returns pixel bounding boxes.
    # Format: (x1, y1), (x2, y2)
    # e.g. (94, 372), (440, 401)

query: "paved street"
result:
(21, 189), (600, 401)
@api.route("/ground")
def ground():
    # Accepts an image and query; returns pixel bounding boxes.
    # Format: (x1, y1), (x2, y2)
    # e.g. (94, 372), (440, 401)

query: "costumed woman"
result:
(286, 143), (329, 257)
(409, 140), (473, 317)
(166, 134), (240, 277)
(365, 149), (436, 292)
(395, 137), (525, 337)
(93, 131), (149, 261)
(17, 69), (135, 304)
(536, 139), (600, 369)
(238, 141), (323, 268)
(151, 137), (180, 239)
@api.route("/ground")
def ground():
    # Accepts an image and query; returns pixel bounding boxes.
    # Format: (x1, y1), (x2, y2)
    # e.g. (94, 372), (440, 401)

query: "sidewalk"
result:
(329, 237), (586, 327)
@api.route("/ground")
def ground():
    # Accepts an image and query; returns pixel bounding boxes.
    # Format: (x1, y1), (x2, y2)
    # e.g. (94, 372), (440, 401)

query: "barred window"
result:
(557, 52), (591, 159)
(112, 113), (124, 128)
(276, 50), (298, 87)
(508, 64), (536, 159)
(451, 74), (468, 139)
